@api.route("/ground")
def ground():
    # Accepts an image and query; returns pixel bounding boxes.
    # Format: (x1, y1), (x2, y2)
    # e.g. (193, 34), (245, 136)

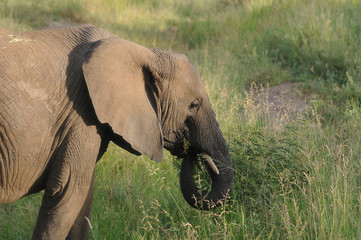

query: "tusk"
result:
(199, 153), (219, 175)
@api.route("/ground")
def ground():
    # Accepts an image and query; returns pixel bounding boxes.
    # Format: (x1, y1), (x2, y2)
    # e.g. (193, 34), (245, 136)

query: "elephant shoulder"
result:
(58, 25), (115, 44)
(0, 27), (11, 38)
(0, 28), (15, 47)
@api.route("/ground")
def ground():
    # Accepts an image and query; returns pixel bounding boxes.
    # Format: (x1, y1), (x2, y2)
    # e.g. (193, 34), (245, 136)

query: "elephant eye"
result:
(189, 99), (201, 112)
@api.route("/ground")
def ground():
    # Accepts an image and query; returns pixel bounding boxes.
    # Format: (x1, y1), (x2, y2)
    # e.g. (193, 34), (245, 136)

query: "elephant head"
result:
(82, 37), (233, 210)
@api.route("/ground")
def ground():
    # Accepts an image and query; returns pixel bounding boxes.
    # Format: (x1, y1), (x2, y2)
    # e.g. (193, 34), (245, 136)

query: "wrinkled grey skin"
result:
(0, 25), (233, 239)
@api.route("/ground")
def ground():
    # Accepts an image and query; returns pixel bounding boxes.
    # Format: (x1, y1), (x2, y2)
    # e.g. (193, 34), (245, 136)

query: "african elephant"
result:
(0, 25), (233, 239)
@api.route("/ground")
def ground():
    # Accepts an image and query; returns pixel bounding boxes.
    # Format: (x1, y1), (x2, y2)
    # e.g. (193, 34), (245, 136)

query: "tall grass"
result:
(1, 0), (361, 239)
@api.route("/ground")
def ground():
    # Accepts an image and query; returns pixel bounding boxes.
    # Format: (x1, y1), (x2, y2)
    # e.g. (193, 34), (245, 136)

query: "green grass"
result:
(1, 0), (361, 239)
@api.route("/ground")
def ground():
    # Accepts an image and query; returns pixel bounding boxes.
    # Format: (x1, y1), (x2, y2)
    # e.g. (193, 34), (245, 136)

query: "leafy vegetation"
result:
(1, 0), (361, 239)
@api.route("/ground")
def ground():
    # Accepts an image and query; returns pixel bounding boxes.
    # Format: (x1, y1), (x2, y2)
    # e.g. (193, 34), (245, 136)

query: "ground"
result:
(246, 82), (308, 129)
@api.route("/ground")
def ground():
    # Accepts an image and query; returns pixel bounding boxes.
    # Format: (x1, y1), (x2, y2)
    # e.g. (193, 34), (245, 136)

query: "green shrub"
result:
(259, 28), (349, 85)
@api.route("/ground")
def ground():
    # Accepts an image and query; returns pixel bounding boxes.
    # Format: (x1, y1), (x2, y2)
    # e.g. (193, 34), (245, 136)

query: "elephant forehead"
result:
(178, 76), (206, 100)
(178, 63), (205, 92)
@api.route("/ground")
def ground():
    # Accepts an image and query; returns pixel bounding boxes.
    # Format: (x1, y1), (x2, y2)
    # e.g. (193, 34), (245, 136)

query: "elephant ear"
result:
(82, 37), (163, 162)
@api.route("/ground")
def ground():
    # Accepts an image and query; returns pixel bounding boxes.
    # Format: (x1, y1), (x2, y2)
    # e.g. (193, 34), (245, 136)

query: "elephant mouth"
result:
(164, 139), (219, 176)
(163, 138), (188, 158)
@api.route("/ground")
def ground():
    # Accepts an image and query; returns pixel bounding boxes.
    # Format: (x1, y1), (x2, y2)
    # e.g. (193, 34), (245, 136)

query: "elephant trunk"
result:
(179, 123), (233, 210)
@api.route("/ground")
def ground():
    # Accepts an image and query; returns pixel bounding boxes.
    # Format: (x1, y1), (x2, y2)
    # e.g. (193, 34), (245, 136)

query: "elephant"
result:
(0, 25), (233, 239)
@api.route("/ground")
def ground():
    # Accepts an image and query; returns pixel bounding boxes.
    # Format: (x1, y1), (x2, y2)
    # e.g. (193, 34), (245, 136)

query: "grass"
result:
(1, 0), (361, 239)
